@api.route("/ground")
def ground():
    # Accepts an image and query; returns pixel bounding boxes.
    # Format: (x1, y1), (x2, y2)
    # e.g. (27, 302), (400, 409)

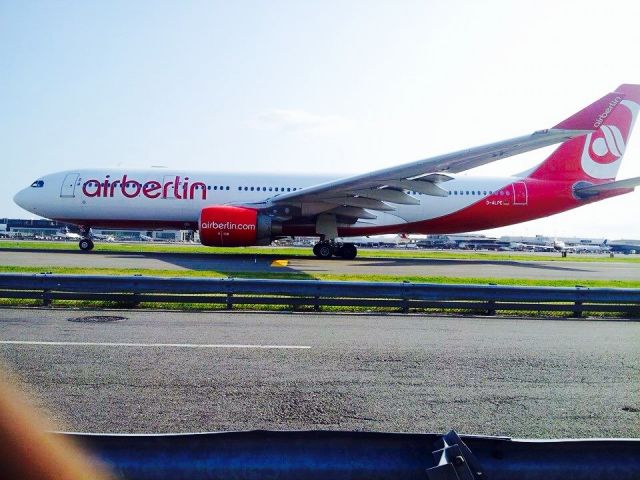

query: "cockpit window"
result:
(30, 180), (44, 188)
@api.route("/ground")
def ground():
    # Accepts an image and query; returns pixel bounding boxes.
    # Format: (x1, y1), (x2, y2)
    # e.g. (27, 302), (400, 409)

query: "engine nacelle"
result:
(198, 205), (278, 247)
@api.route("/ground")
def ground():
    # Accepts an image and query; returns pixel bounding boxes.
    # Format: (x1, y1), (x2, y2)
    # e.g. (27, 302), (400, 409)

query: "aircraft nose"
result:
(13, 188), (30, 211)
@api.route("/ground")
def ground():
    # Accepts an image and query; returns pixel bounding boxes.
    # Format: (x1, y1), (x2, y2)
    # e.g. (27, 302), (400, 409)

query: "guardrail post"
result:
(572, 286), (585, 318)
(131, 292), (140, 307)
(487, 284), (496, 315)
(572, 301), (583, 318)
(401, 281), (410, 313)
(226, 293), (233, 310)
(42, 288), (51, 307)
(401, 298), (409, 313)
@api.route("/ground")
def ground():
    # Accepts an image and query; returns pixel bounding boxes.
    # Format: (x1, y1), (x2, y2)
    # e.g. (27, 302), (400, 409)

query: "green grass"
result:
(2, 265), (640, 288)
(1, 239), (639, 262)
(0, 298), (634, 319)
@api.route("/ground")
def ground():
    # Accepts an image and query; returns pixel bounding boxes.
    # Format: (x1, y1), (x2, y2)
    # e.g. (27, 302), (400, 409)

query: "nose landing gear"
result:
(78, 226), (94, 251)
(78, 238), (94, 251)
(312, 241), (358, 260)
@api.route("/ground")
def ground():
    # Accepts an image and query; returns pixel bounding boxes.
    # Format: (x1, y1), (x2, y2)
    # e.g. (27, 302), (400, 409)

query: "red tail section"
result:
(528, 84), (640, 182)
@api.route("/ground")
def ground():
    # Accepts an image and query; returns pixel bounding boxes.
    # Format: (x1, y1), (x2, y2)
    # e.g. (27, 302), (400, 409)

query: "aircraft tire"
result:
(314, 242), (334, 259)
(339, 243), (357, 260)
(79, 238), (94, 251)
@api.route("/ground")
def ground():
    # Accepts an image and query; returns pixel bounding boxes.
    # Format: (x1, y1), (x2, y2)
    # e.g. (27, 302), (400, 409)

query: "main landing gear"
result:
(313, 241), (358, 260)
(78, 226), (94, 251)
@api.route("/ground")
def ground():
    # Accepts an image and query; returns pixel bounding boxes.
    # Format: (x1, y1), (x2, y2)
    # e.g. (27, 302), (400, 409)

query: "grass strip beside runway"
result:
(1, 240), (639, 263)
(1, 265), (639, 288)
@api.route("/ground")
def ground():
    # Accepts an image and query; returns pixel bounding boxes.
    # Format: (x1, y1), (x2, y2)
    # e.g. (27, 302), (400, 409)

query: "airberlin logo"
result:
(81, 175), (207, 200)
(581, 125), (626, 179)
(201, 221), (255, 231)
(593, 96), (622, 128)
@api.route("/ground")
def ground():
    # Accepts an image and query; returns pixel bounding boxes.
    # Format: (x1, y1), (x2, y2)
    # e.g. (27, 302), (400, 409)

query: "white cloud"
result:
(250, 109), (352, 135)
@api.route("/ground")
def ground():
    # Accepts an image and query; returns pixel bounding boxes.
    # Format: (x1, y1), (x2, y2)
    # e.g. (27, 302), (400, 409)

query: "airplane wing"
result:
(250, 91), (625, 221)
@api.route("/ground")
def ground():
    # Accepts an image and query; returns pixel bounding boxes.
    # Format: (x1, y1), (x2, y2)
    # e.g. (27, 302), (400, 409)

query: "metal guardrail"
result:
(65, 429), (640, 480)
(1, 273), (640, 316)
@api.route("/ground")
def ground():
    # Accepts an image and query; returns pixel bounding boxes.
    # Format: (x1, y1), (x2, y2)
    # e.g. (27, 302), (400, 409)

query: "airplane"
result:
(91, 232), (115, 242)
(608, 240), (640, 254)
(52, 230), (82, 241)
(13, 84), (640, 260)
(571, 240), (610, 254)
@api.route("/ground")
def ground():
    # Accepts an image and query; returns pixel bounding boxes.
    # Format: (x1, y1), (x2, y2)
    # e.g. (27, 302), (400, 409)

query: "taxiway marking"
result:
(270, 259), (289, 267)
(0, 340), (311, 349)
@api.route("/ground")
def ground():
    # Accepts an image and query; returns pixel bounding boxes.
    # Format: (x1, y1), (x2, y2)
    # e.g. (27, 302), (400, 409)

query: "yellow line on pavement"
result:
(271, 259), (289, 267)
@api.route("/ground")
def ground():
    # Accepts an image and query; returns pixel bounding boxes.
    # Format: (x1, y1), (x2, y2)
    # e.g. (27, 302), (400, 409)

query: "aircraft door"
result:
(512, 182), (528, 205)
(60, 173), (79, 198)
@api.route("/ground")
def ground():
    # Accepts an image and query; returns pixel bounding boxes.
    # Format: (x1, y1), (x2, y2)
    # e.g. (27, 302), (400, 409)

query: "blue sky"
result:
(2, 0), (640, 238)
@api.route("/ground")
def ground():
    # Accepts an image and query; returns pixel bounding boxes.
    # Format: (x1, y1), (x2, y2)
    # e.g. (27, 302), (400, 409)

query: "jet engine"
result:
(198, 205), (280, 247)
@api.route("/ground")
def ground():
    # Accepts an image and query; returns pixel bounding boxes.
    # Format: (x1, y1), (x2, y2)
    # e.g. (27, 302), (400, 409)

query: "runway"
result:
(0, 308), (638, 438)
(1, 248), (640, 280)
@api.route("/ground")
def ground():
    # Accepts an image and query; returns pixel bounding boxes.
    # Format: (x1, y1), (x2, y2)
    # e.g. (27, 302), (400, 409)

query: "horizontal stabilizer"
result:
(574, 176), (640, 198)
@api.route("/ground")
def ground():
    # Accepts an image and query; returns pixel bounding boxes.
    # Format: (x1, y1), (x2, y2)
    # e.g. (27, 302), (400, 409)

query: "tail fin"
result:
(528, 84), (640, 182)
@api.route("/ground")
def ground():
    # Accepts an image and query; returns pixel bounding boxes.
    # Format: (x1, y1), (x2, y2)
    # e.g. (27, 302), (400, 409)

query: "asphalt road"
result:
(1, 249), (639, 280)
(0, 308), (638, 438)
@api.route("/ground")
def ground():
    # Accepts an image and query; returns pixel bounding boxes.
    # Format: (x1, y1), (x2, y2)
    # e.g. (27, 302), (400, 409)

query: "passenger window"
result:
(287, 187), (291, 192)
(226, 186), (229, 190)
(269, 187), (273, 191)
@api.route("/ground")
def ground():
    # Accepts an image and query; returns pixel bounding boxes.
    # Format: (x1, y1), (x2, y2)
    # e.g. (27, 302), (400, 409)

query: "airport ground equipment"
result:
(61, 429), (640, 480)
(1, 274), (640, 316)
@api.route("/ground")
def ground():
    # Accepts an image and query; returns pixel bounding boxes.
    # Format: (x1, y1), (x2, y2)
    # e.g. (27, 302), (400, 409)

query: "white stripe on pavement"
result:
(0, 340), (311, 350)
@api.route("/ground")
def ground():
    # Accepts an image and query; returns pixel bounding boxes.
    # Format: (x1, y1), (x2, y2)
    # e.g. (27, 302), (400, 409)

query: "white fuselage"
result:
(14, 168), (518, 233)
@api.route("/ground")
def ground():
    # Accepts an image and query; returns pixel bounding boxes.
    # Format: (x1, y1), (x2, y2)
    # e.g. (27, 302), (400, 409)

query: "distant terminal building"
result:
(499, 235), (607, 246)
(0, 218), (192, 242)
(0, 218), (75, 237)
(416, 234), (633, 252)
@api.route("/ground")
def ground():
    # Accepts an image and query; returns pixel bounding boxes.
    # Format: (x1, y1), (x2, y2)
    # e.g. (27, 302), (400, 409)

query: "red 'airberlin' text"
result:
(81, 175), (207, 200)
(200, 221), (256, 231)
(593, 96), (623, 128)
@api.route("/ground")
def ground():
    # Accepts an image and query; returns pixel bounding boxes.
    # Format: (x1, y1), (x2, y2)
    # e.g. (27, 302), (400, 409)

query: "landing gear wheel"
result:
(339, 243), (357, 260)
(79, 238), (94, 251)
(313, 242), (334, 259)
